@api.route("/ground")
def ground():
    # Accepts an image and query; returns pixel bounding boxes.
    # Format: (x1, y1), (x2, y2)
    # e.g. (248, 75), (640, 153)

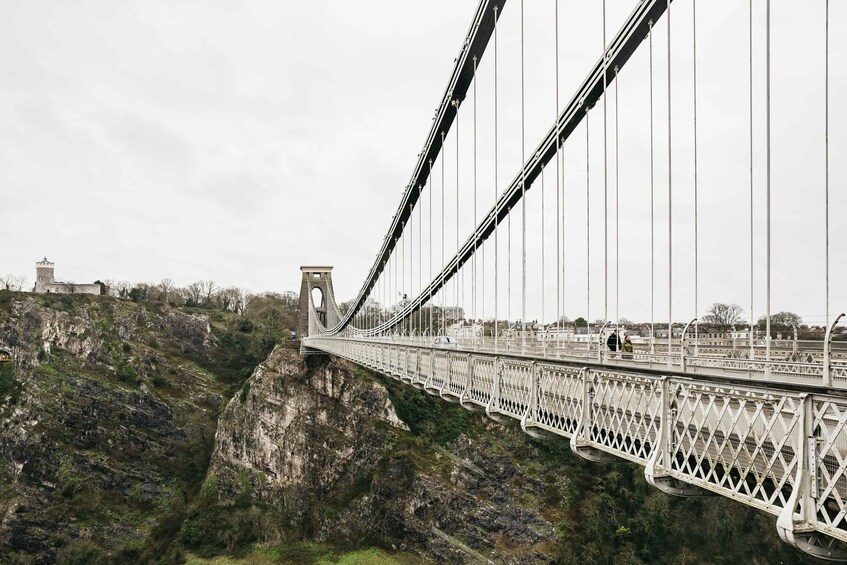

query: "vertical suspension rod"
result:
(494, 4), (500, 352)
(693, 0), (699, 349)
(825, 0), (830, 328)
(473, 56), (479, 331)
(441, 131), (446, 336)
(555, 0), (561, 334)
(667, 0), (673, 360)
(521, 0), (527, 348)
(749, 0), (754, 358)
(766, 0), (771, 359)
(603, 0), (609, 323)
(649, 20), (655, 353)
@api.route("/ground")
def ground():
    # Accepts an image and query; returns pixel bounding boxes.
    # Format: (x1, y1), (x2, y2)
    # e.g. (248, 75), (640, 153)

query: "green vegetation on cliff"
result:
(0, 291), (296, 564)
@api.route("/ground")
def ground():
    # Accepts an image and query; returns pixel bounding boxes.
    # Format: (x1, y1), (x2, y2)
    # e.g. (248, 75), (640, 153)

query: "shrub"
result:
(116, 364), (139, 386)
(151, 374), (169, 388)
(0, 363), (14, 394)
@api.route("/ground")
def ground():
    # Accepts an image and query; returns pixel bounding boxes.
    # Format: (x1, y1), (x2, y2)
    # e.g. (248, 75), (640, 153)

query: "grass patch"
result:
(318, 548), (408, 565)
(184, 544), (415, 565)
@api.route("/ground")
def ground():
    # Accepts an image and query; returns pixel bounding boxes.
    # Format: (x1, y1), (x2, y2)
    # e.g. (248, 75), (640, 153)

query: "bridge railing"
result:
(303, 335), (847, 559)
(329, 334), (847, 390)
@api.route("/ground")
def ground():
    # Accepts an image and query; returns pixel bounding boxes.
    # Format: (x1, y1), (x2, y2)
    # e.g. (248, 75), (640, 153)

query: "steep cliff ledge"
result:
(207, 348), (565, 563)
(0, 292), (274, 564)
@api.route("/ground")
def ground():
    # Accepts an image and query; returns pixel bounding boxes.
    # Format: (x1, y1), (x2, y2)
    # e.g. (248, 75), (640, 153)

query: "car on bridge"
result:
(431, 336), (458, 350)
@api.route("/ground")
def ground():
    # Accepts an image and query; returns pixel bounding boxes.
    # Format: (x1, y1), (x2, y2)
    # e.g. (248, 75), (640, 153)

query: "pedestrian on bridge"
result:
(607, 330), (621, 353)
(622, 335), (634, 360)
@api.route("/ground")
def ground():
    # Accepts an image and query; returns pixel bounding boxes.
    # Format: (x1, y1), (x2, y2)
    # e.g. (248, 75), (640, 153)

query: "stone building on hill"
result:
(33, 258), (101, 295)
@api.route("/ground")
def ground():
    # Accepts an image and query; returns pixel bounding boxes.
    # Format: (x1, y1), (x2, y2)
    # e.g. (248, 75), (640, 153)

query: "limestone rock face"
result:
(210, 348), (559, 564)
(212, 348), (408, 510)
(0, 295), (226, 563)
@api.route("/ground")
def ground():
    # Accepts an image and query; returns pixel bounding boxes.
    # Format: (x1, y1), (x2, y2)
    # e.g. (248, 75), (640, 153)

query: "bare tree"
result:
(702, 303), (744, 329)
(159, 278), (174, 302)
(0, 274), (25, 291)
(184, 282), (203, 307)
(113, 281), (131, 299)
(199, 280), (217, 306)
(216, 286), (244, 312)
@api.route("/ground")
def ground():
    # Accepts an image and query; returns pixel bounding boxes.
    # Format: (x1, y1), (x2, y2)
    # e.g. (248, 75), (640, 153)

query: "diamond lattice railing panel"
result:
(469, 357), (494, 406)
(387, 347), (396, 375)
(498, 359), (532, 417)
(448, 355), (469, 397)
(670, 380), (802, 512)
(406, 349), (419, 381)
(419, 350), (432, 387)
(535, 364), (583, 436)
(812, 398), (847, 538)
(398, 348), (408, 379)
(589, 371), (660, 462)
(430, 352), (447, 391)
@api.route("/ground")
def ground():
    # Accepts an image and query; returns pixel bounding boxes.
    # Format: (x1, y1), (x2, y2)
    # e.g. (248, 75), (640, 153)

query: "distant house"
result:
(441, 306), (464, 322)
(32, 258), (101, 296)
(447, 321), (482, 338)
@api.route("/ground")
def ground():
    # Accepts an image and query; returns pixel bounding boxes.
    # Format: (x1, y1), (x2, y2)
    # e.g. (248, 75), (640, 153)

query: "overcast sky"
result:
(2, 1), (844, 326)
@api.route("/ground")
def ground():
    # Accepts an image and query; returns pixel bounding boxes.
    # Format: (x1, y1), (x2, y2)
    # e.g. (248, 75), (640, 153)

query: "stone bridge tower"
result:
(297, 266), (340, 339)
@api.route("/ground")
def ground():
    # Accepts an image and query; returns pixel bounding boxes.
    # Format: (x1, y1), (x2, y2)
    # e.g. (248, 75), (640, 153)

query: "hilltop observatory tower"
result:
(32, 257), (101, 295)
(34, 257), (56, 292)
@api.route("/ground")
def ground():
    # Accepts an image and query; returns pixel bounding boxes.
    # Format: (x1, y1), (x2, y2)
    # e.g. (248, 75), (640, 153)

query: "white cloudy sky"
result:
(2, 1), (845, 326)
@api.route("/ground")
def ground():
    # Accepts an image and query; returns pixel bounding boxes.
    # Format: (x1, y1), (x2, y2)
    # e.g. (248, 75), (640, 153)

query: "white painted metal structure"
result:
(300, 0), (847, 558)
(305, 333), (847, 560)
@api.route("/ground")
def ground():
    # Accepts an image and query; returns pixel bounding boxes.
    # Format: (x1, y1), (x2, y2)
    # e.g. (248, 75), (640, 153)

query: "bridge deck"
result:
(305, 336), (847, 559)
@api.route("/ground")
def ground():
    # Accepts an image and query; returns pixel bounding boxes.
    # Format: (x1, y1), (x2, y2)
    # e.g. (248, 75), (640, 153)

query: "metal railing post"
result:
(521, 361), (539, 434)
(598, 321), (610, 363)
(485, 356), (501, 419)
(645, 377), (671, 483)
(823, 313), (844, 387)
(777, 394), (819, 549)
(681, 317), (697, 372)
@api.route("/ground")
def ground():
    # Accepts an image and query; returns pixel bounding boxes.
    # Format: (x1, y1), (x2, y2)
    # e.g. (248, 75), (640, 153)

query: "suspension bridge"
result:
(299, 0), (847, 559)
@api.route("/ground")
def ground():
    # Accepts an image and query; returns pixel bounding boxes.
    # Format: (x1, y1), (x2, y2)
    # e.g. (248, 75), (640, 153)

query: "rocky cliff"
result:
(205, 347), (811, 565)
(0, 292), (268, 564)
(207, 347), (560, 563)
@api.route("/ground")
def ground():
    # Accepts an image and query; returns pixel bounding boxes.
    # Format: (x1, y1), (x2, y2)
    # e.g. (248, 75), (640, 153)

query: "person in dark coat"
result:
(607, 329), (621, 352)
